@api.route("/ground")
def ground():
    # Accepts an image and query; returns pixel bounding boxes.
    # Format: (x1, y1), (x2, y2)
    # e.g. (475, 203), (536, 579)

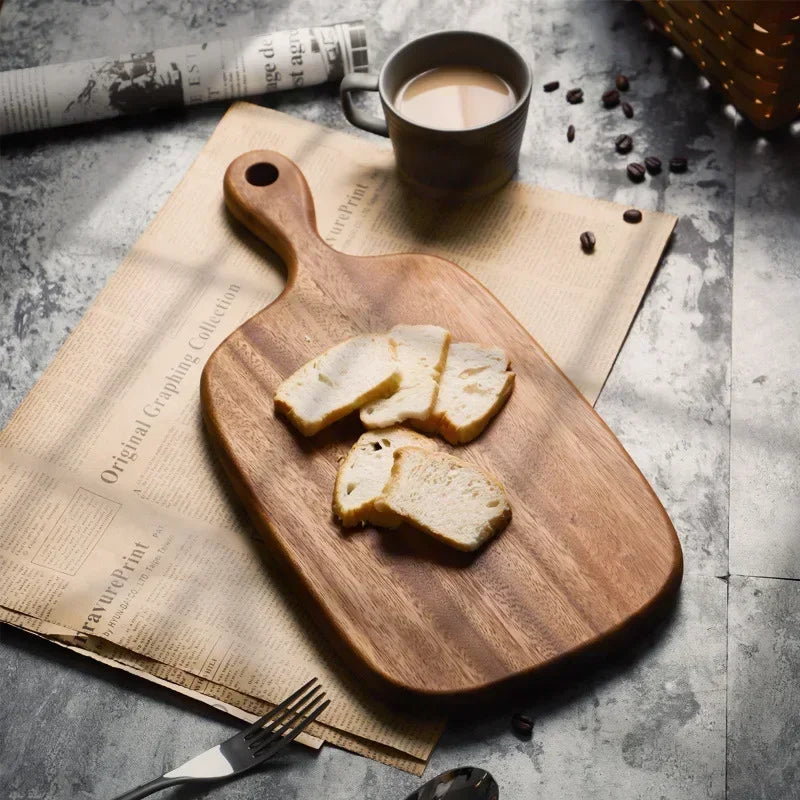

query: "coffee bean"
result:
(543, 80), (560, 92)
(567, 124), (575, 142)
(616, 74), (630, 91)
(645, 156), (662, 175)
(580, 231), (596, 252)
(669, 156), (688, 173)
(602, 88), (620, 108)
(512, 713), (533, 737)
(622, 101), (634, 118)
(615, 134), (633, 154)
(627, 162), (646, 182)
(566, 87), (584, 104)
(623, 208), (643, 223)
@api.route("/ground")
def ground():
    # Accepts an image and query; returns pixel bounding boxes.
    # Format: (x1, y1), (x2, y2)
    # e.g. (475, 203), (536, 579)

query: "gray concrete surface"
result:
(1, 1), (799, 798)
(728, 577), (800, 800)
(729, 127), (800, 581)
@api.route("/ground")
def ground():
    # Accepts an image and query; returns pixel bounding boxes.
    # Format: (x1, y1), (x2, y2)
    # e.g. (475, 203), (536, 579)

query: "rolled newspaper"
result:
(0, 21), (368, 136)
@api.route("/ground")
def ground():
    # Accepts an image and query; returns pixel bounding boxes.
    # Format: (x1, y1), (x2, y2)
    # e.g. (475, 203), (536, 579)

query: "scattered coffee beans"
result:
(580, 231), (596, 252)
(645, 156), (662, 175)
(623, 208), (643, 223)
(602, 88), (620, 108)
(615, 134), (633, 154)
(547, 69), (674, 189)
(512, 713), (534, 737)
(627, 162), (646, 182)
(669, 156), (688, 173)
(566, 87), (584, 104)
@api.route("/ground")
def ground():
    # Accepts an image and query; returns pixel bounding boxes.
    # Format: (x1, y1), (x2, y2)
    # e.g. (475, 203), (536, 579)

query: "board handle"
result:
(223, 150), (330, 279)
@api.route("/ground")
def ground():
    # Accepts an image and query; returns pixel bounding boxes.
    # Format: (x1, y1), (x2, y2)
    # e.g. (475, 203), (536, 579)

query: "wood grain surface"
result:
(200, 150), (683, 702)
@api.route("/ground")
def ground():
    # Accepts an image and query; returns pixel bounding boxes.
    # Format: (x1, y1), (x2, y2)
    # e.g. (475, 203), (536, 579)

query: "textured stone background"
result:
(1, 1), (799, 798)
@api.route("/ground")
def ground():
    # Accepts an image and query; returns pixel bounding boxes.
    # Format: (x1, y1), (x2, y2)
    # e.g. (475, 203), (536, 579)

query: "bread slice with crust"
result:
(333, 428), (437, 527)
(360, 324), (450, 429)
(374, 447), (512, 551)
(274, 335), (399, 436)
(430, 342), (515, 444)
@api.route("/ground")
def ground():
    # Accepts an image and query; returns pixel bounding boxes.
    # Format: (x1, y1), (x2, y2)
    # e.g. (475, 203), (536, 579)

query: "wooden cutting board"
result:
(201, 150), (683, 702)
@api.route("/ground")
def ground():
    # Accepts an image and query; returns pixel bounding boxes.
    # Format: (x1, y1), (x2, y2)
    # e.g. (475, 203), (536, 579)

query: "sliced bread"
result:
(360, 324), (451, 429)
(374, 447), (511, 551)
(333, 427), (437, 527)
(430, 342), (515, 444)
(274, 334), (400, 436)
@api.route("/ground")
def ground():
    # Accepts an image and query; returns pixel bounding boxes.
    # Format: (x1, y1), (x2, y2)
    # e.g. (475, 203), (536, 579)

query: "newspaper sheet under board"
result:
(0, 103), (676, 773)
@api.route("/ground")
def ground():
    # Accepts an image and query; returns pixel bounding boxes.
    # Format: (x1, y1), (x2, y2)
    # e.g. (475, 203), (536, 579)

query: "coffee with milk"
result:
(393, 65), (517, 130)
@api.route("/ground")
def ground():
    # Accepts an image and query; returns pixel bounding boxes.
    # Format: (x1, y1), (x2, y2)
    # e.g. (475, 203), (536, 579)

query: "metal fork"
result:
(111, 678), (329, 800)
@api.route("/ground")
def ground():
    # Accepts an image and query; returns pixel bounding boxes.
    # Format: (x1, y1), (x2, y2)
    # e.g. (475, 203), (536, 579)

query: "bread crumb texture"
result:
(333, 427), (437, 527)
(375, 447), (511, 551)
(274, 334), (400, 436)
(360, 324), (450, 429)
(432, 342), (515, 444)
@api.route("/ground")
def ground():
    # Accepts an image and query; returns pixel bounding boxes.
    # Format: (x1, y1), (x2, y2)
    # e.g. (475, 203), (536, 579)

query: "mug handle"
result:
(340, 73), (389, 137)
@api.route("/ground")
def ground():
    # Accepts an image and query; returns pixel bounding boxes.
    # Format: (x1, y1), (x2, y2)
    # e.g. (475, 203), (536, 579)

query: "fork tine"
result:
(245, 684), (323, 746)
(248, 690), (326, 752)
(241, 678), (318, 738)
(247, 688), (326, 752)
(251, 698), (331, 760)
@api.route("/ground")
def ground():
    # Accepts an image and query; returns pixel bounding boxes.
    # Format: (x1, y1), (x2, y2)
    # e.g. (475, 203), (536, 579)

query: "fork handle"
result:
(110, 775), (187, 800)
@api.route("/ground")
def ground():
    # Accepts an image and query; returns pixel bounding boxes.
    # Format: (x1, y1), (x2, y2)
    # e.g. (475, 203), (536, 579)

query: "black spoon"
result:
(403, 767), (499, 800)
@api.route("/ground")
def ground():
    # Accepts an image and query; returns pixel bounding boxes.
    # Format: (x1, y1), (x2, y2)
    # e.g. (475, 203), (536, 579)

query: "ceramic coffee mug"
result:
(340, 31), (532, 199)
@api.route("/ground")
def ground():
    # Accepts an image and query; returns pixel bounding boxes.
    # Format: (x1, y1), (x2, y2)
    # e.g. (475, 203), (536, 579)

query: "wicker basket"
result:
(640, 1), (800, 130)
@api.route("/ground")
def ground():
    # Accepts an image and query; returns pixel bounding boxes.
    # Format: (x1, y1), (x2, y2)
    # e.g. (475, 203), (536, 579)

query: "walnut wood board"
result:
(201, 150), (683, 702)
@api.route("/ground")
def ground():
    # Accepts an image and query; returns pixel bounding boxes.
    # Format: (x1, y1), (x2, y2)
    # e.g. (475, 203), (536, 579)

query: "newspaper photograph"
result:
(0, 21), (368, 136)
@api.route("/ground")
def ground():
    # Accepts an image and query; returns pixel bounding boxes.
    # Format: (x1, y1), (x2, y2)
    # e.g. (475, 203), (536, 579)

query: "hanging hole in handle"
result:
(245, 162), (279, 186)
